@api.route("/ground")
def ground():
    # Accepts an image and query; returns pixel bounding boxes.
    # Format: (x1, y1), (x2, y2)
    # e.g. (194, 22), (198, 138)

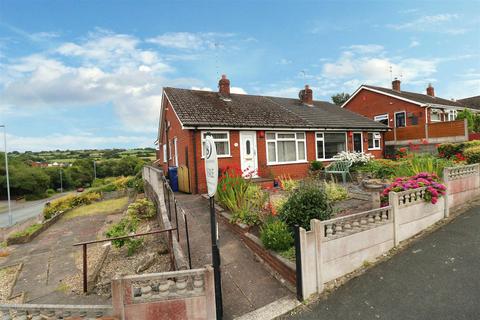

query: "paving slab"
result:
(173, 193), (293, 320)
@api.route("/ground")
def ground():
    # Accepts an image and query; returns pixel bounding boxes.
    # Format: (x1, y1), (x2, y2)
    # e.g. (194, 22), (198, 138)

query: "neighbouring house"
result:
(458, 95), (480, 110)
(342, 79), (473, 154)
(156, 75), (388, 194)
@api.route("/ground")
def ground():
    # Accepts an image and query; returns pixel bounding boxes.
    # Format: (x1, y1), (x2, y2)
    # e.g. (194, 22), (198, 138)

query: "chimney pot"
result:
(299, 84), (313, 105)
(392, 78), (401, 91)
(426, 83), (435, 97)
(218, 74), (230, 97)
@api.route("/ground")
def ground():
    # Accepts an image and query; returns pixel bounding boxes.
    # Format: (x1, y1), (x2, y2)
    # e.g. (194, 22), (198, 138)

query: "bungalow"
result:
(342, 79), (473, 153)
(156, 75), (388, 194)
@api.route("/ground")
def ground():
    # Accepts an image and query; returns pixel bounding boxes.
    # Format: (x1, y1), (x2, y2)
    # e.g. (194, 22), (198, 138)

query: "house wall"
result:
(344, 89), (426, 128)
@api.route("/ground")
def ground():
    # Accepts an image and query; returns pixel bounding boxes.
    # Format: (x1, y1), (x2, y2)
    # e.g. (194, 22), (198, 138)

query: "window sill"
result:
(368, 148), (381, 151)
(266, 161), (308, 166)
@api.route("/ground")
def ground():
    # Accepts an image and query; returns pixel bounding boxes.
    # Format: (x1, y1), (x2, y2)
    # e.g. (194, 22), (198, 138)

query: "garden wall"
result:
(299, 163), (480, 300)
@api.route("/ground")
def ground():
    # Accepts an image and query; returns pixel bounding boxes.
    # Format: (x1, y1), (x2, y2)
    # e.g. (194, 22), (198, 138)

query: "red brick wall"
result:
(344, 89), (427, 129)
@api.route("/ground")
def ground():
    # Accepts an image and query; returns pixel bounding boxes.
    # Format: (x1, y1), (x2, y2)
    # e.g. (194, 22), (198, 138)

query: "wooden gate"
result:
(178, 165), (190, 193)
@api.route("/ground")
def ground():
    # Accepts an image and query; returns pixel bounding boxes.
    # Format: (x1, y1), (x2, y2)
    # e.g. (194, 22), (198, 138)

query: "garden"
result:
(214, 140), (479, 263)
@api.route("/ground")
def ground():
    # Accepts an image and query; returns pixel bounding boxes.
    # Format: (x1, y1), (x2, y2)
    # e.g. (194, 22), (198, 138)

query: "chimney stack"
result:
(426, 83), (435, 97)
(218, 74), (230, 97)
(299, 85), (313, 105)
(392, 78), (401, 91)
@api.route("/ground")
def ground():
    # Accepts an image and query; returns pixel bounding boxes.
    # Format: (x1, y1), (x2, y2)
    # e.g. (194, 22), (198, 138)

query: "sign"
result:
(204, 134), (218, 197)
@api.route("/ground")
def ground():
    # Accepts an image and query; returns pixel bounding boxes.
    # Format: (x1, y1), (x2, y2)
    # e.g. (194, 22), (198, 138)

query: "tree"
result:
(457, 109), (480, 133)
(331, 92), (351, 106)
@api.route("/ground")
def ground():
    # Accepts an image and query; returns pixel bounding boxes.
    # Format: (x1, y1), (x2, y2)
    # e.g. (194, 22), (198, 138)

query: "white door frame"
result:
(352, 132), (363, 153)
(173, 137), (178, 167)
(239, 131), (258, 177)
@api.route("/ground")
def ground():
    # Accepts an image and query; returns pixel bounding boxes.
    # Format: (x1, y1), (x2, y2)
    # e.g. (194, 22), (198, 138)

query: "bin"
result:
(168, 166), (179, 192)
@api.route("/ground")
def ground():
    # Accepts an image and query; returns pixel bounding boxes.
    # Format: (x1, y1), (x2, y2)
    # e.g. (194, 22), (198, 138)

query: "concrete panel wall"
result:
(397, 201), (444, 242)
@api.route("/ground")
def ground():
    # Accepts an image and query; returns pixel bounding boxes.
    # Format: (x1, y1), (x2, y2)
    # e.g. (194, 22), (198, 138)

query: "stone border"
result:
(6, 210), (66, 245)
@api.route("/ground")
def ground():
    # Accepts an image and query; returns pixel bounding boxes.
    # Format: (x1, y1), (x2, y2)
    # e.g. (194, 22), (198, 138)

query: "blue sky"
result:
(0, 0), (479, 151)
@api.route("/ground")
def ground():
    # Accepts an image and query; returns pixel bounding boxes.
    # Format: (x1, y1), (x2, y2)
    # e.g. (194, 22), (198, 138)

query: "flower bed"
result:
(381, 173), (447, 206)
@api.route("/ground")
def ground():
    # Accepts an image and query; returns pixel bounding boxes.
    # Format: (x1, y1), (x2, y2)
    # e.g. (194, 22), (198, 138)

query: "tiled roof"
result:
(458, 96), (480, 110)
(164, 87), (388, 130)
(363, 85), (463, 108)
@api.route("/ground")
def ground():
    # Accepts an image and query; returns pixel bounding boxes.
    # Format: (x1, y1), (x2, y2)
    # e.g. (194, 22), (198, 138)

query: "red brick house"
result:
(342, 79), (471, 153)
(156, 75), (388, 194)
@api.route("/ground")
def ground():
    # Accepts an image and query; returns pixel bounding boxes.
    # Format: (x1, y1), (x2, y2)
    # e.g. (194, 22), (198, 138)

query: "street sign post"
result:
(204, 133), (223, 319)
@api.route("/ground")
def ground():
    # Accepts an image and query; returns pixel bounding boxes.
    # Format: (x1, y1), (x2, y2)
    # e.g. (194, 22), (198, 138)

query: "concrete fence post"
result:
(389, 192), (400, 246)
(299, 227), (309, 299)
(464, 118), (469, 140)
(443, 167), (450, 218)
(312, 219), (324, 294)
(111, 277), (125, 320)
(204, 265), (217, 320)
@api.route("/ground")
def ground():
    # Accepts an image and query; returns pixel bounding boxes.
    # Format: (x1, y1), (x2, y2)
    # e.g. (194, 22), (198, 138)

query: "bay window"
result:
(368, 132), (381, 150)
(316, 132), (347, 160)
(430, 109), (442, 122)
(266, 132), (306, 164)
(201, 131), (230, 157)
(447, 109), (457, 121)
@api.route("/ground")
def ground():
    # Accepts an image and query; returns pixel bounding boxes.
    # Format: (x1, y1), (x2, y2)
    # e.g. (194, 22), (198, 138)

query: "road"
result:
(281, 206), (480, 320)
(0, 192), (72, 227)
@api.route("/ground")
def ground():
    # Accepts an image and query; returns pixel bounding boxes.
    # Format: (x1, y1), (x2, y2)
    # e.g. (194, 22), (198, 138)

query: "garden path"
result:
(0, 212), (112, 304)
(173, 193), (293, 320)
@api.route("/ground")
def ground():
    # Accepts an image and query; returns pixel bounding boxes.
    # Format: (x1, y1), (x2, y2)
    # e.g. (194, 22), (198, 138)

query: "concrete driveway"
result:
(281, 206), (480, 320)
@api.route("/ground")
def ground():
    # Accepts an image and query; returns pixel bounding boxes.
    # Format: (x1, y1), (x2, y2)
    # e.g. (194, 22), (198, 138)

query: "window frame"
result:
(265, 131), (307, 165)
(163, 144), (167, 163)
(374, 114), (389, 126)
(315, 131), (348, 161)
(394, 111), (407, 128)
(447, 109), (457, 122)
(430, 109), (443, 122)
(368, 132), (382, 151)
(201, 131), (231, 158)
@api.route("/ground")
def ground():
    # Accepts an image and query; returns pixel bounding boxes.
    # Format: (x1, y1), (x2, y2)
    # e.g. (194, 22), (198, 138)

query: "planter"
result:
(362, 179), (388, 191)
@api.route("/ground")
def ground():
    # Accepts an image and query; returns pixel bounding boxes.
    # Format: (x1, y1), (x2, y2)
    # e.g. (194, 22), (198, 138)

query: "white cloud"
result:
(409, 40), (420, 48)
(147, 32), (235, 50)
(348, 44), (384, 54)
(277, 58), (292, 65)
(388, 14), (467, 34)
(191, 86), (213, 91)
(231, 87), (247, 94)
(6, 133), (152, 152)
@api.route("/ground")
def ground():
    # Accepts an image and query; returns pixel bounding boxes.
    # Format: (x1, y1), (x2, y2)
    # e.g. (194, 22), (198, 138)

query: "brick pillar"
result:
(111, 277), (125, 319)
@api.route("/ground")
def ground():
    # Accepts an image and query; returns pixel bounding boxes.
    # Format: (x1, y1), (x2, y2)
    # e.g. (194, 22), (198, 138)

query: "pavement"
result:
(173, 193), (294, 320)
(281, 205), (480, 320)
(0, 210), (112, 304)
(0, 192), (73, 228)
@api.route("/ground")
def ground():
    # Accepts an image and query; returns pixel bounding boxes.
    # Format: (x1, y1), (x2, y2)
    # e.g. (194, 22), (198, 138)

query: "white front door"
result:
(240, 131), (258, 177)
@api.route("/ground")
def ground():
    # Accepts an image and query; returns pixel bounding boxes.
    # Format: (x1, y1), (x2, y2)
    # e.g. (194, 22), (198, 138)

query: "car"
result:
(76, 187), (84, 192)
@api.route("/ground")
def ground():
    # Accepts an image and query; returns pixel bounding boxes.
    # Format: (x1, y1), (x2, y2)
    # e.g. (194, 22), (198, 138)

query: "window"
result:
(374, 114), (389, 126)
(430, 109), (442, 122)
(266, 132), (306, 164)
(201, 131), (230, 157)
(316, 132), (347, 160)
(163, 144), (167, 163)
(395, 112), (406, 127)
(447, 109), (457, 121)
(169, 141), (172, 160)
(368, 132), (381, 150)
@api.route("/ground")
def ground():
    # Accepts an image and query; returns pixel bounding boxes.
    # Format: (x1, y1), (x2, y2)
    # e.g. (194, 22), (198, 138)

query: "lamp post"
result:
(0, 125), (12, 226)
(60, 169), (63, 193)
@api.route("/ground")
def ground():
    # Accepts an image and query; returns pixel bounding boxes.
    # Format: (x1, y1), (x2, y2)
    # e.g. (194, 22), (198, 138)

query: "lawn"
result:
(63, 197), (129, 220)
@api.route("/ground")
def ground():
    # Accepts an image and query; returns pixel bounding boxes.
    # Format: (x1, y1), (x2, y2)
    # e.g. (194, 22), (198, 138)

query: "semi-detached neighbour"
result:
(156, 75), (389, 194)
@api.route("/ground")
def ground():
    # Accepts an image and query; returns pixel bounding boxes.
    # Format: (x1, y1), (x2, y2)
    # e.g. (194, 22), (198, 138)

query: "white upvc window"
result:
(374, 114), (389, 126)
(163, 144), (167, 163)
(316, 132), (347, 160)
(266, 132), (306, 165)
(447, 109), (458, 121)
(368, 132), (381, 150)
(201, 131), (231, 157)
(430, 109), (442, 122)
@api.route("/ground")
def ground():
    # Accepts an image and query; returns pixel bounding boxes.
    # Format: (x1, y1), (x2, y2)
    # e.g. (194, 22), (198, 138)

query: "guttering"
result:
(182, 126), (389, 132)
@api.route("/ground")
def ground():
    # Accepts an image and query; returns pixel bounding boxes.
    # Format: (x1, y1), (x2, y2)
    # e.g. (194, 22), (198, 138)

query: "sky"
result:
(0, 0), (479, 152)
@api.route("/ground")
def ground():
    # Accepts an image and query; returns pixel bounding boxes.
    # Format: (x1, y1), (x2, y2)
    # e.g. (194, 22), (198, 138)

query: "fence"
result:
(111, 267), (216, 320)
(384, 119), (467, 144)
(0, 304), (113, 319)
(296, 163), (479, 300)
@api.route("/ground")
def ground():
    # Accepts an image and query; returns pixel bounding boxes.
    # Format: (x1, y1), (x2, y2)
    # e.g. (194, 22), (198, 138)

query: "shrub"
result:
(43, 192), (101, 219)
(127, 198), (156, 220)
(260, 219), (294, 252)
(279, 183), (332, 230)
(216, 167), (267, 226)
(46, 189), (56, 197)
(310, 160), (324, 171)
(394, 154), (454, 178)
(437, 143), (464, 159)
(9, 223), (42, 239)
(357, 159), (403, 179)
(278, 175), (299, 192)
(464, 145), (480, 164)
(324, 181), (348, 202)
(381, 173), (447, 205)
(105, 216), (142, 256)
(333, 151), (374, 170)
